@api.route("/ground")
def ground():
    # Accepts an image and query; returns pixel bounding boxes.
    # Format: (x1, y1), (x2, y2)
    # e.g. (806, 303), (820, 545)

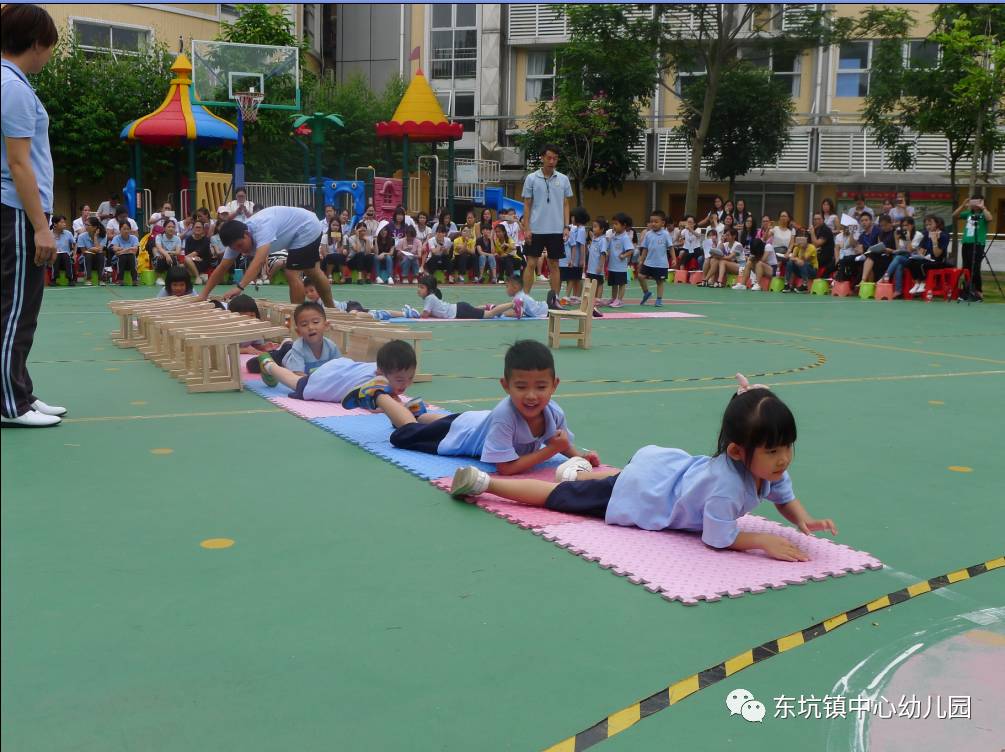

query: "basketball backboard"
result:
(191, 40), (300, 111)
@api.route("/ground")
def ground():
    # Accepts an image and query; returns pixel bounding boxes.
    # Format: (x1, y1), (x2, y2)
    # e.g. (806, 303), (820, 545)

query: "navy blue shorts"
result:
(389, 413), (460, 454)
(545, 474), (620, 518)
(559, 266), (583, 281)
(640, 264), (669, 280)
(606, 271), (628, 286)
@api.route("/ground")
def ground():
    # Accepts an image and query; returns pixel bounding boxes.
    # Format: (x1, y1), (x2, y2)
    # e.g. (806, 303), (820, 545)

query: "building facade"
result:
(332, 3), (1003, 231)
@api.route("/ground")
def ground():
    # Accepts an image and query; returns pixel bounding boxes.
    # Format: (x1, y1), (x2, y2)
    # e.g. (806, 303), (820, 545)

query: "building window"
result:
(836, 41), (871, 97)
(431, 4), (477, 81)
(675, 61), (705, 98)
(434, 91), (476, 133)
(906, 40), (939, 69)
(74, 20), (149, 56)
(525, 50), (556, 102)
(738, 46), (801, 97)
(220, 4), (239, 20)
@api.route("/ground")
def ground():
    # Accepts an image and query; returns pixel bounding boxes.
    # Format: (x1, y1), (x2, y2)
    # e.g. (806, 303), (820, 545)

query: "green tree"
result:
(858, 4), (1005, 255)
(556, 4), (832, 214)
(518, 95), (614, 206)
(30, 31), (175, 211)
(216, 4), (308, 183)
(674, 63), (795, 199)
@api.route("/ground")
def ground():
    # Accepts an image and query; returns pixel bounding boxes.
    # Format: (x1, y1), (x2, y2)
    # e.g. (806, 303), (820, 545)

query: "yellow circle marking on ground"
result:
(104, 367), (119, 372)
(130, 400), (147, 406)
(948, 466), (973, 473)
(150, 447), (174, 455)
(200, 538), (235, 549)
(928, 400), (944, 406)
(650, 349), (663, 353)
(930, 363), (941, 368)
(93, 346), (105, 351)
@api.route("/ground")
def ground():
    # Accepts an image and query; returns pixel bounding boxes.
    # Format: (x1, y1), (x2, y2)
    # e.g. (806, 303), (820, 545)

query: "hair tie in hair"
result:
(735, 373), (769, 395)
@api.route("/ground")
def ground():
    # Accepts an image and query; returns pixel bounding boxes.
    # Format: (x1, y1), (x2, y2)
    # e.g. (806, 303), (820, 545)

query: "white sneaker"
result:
(731, 282), (746, 290)
(751, 282), (762, 291)
(554, 456), (593, 482)
(908, 282), (920, 295)
(387, 278), (395, 286)
(537, 274), (548, 282)
(915, 283), (925, 294)
(450, 466), (490, 500)
(155, 278), (165, 286)
(31, 398), (67, 417)
(855, 254), (866, 262)
(376, 277), (385, 284)
(1, 409), (61, 427)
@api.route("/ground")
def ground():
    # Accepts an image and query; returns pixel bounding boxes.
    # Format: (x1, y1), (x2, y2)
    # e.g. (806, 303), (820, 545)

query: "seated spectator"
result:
(849, 193), (874, 222)
(225, 187), (255, 219)
(183, 220), (212, 283)
(809, 212), (835, 278)
(781, 228), (817, 293)
(72, 204), (92, 234)
(396, 225), (422, 284)
(345, 221), (376, 284)
(880, 216), (924, 297)
(905, 215), (950, 297)
(861, 214), (897, 283)
(153, 219), (183, 276)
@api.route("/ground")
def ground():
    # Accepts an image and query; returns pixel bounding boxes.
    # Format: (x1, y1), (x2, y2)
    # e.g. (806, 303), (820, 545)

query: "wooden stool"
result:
(547, 280), (596, 350)
(180, 324), (289, 392)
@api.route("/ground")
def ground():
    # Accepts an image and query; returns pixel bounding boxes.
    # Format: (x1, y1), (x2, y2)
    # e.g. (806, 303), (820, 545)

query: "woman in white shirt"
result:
(708, 227), (745, 288)
(225, 188), (255, 219)
(770, 210), (794, 271)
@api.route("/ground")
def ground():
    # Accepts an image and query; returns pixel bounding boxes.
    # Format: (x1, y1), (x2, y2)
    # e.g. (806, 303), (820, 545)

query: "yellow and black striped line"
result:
(544, 555), (1004, 752)
(430, 347), (826, 386)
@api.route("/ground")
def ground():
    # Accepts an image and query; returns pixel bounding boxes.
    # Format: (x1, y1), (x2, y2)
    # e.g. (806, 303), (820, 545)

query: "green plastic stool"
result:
(810, 278), (830, 295)
(271, 271), (287, 286)
(769, 276), (785, 292)
(55, 271), (69, 286)
(858, 282), (876, 300)
(726, 274), (738, 287)
(435, 270), (446, 284)
(140, 270), (156, 286)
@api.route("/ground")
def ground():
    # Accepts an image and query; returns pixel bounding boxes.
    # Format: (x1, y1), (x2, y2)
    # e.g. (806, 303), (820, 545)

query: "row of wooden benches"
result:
(107, 297), (432, 392)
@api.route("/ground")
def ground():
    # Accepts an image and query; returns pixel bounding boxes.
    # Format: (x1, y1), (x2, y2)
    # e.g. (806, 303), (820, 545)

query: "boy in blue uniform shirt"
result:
(638, 209), (675, 306)
(451, 375), (837, 561)
(379, 339), (599, 475)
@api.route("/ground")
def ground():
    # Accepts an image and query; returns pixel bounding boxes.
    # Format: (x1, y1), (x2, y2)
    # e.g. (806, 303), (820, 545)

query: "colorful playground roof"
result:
(120, 54), (238, 148)
(375, 69), (463, 142)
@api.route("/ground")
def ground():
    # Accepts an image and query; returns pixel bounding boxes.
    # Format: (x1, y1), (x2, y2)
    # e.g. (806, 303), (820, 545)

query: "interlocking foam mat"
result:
(241, 370), (882, 605)
(384, 310), (704, 323)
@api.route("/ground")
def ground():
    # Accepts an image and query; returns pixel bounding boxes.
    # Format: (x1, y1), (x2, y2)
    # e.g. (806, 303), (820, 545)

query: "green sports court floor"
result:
(2, 279), (1003, 751)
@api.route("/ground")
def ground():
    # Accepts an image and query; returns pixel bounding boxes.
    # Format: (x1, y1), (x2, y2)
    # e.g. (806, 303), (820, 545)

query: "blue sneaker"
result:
(401, 304), (420, 319)
(640, 291), (653, 305)
(654, 298), (664, 307)
(341, 379), (393, 410)
(370, 309), (392, 321)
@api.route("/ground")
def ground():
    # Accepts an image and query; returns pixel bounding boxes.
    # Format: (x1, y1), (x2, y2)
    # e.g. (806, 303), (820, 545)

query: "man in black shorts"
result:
(197, 205), (334, 306)
(521, 144), (573, 296)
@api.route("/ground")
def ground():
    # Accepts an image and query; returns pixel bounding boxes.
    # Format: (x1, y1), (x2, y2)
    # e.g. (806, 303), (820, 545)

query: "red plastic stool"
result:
(926, 268), (970, 301)
(875, 282), (895, 300)
(757, 275), (771, 291)
(689, 270), (704, 285)
(831, 280), (852, 297)
(674, 269), (688, 284)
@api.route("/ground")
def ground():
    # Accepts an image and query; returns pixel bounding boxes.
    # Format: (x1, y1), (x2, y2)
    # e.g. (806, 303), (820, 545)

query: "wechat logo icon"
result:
(725, 688), (766, 723)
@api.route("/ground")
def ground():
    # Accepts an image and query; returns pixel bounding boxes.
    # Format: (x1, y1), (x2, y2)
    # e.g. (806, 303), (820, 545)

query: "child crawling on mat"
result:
(256, 339), (433, 420)
(247, 301), (341, 377)
(346, 339), (599, 476)
(450, 375), (837, 561)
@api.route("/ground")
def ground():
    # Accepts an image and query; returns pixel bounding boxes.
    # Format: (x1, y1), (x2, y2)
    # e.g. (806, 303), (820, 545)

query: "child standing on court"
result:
(604, 212), (634, 308)
(585, 217), (609, 303)
(383, 339), (599, 475)
(638, 209), (675, 305)
(451, 375), (837, 562)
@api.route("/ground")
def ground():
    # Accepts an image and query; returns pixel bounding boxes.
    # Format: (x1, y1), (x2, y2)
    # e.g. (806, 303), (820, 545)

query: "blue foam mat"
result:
(244, 378), (294, 400)
(310, 414), (499, 479)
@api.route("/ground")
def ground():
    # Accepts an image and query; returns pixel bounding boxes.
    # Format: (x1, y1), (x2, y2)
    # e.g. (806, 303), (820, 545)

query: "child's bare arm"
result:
(775, 499), (838, 536)
(495, 444), (561, 476)
(729, 532), (809, 562)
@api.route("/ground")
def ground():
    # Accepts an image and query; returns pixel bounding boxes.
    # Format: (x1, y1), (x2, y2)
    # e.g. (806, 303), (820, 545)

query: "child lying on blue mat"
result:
(247, 301), (341, 376)
(346, 339), (599, 476)
(449, 375), (838, 561)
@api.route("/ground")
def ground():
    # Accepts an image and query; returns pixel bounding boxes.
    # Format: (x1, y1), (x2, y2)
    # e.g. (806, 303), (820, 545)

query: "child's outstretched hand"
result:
(546, 429), (573, 455)
(582, 450), (601, 467)
(762, 535), (810, 562)
(798, 518), (838, 536)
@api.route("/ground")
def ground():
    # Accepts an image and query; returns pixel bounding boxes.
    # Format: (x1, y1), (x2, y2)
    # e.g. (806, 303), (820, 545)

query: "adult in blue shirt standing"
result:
(1, 4), (64, 428)
(521, 144), (573, 298)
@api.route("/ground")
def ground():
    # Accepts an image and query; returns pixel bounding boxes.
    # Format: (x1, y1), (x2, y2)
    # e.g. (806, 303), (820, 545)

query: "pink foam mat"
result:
(430, 477), (882, 605)
(599, 311), (705, 319)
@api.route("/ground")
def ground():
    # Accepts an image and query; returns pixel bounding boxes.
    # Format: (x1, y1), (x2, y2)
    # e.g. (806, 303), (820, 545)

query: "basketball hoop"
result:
(235, 90), (265, 123)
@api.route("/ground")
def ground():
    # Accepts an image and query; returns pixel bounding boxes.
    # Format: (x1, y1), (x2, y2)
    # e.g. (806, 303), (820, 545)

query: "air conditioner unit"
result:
(498, 146), (525, 168)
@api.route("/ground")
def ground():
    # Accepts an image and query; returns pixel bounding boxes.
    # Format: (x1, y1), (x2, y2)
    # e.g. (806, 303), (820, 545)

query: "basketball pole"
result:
(233, 105), (246, 192)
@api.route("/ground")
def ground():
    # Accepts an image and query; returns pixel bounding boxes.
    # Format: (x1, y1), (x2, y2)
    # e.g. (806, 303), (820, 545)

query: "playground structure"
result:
(122, 46), (520, 228)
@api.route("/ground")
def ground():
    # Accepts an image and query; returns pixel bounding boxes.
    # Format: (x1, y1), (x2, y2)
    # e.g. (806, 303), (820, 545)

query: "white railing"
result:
(245, 182), (316, 210)
(817, 129), (973, 174)
(654, 129), (811, 173)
